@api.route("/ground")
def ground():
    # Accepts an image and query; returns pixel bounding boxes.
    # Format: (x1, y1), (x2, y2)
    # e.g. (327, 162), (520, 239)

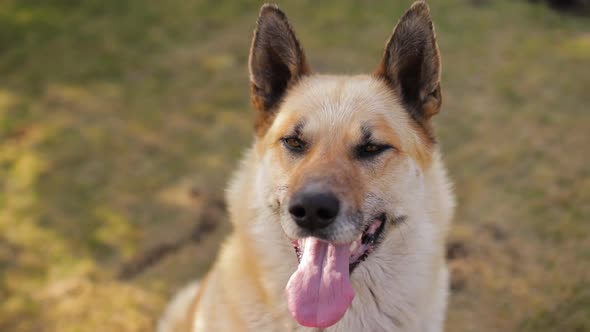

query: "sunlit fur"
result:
(159, 2), (455, 331)
(158, 74), (455, 332)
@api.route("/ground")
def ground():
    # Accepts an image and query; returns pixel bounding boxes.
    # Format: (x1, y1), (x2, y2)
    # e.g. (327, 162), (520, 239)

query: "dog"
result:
(158, 1), (455, 331)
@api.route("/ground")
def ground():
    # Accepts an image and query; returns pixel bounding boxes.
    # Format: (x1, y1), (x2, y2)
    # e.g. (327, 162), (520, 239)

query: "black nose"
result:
(288, 191), (340, 231)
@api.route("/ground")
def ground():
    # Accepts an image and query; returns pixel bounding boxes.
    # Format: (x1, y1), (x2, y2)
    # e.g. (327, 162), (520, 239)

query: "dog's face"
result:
(263, 76), (432, 243)
(249, 1), (441, 255)
(248, 2), (442, 328)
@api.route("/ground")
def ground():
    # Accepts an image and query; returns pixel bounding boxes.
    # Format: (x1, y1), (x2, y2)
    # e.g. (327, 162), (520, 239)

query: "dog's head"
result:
(248, 1), (443, 328)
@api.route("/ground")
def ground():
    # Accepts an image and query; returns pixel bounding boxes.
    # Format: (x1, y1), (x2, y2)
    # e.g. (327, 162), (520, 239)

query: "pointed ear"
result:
(249, 4), (311, 136)
(375, 1), (442, 126)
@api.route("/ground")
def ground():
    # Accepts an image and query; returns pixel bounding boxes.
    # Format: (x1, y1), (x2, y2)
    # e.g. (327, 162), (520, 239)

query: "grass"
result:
(1, 0), (589, 331)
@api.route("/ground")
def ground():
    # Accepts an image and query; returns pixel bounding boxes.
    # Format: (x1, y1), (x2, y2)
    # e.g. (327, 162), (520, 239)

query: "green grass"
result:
(1, 0), (589, 331)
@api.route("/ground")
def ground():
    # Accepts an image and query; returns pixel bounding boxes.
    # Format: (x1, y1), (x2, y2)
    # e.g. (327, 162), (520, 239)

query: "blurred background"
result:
(1, 0), (589, 331)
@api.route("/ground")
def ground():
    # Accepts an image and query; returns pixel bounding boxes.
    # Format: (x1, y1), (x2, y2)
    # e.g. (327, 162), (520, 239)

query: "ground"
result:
(1, 0), (589, 331)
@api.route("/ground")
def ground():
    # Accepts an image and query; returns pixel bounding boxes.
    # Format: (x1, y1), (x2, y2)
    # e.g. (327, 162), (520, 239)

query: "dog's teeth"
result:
(350, 240), (359, 253)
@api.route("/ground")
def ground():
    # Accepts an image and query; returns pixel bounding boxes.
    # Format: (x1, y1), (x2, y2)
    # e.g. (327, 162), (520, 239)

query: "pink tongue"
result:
(285, 238), (355, 328)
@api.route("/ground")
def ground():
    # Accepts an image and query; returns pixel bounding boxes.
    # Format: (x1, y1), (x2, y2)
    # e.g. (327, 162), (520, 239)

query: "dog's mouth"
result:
(285, 214), (387, 328)
(292, 214), (386, 273)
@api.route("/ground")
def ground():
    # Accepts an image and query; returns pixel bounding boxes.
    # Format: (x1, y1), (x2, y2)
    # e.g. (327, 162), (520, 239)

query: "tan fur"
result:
(159, 2), (454, 331)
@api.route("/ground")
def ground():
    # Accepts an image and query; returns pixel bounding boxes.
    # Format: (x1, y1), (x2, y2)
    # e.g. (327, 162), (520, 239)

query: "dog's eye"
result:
(356, 143), (392, 159)
(282, 137), (306, 152)
(364, 145), (380, 153)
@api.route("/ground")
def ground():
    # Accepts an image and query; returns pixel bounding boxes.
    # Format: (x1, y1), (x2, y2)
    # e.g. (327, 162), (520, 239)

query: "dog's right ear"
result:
(249, 4), (311, 136)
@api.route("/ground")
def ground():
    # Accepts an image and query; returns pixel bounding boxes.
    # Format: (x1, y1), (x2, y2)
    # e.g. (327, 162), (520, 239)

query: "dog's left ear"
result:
(249, 4), (311, 136)
(375, 1), (442, 124)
